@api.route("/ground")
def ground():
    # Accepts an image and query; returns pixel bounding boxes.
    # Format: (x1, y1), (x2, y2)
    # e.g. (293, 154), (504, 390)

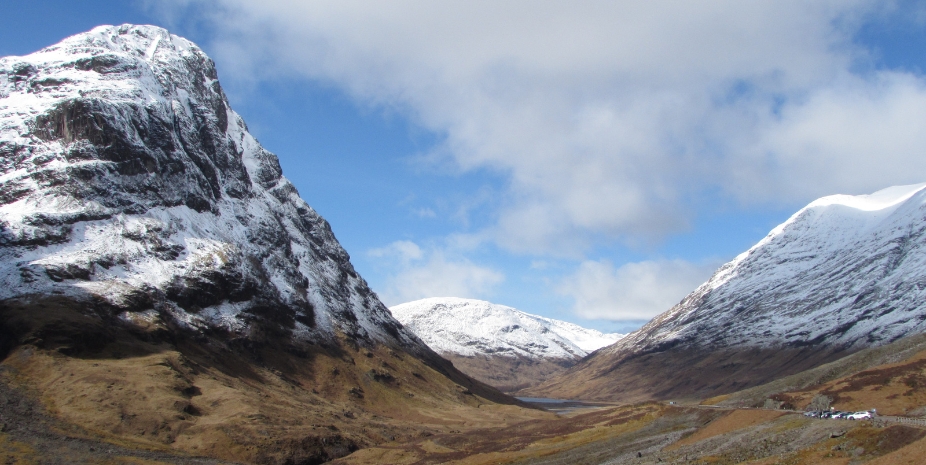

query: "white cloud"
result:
(367, 241), (504, 306)
(744, 72), (926, 200)
(557, 259), (718, 321)
(159, 0), (926, 254)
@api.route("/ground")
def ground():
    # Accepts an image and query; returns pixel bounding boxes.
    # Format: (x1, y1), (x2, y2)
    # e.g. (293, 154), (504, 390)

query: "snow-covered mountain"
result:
(390, 297), (622, 391)
(612, 182), (926, 354)
(0, 24), (421, 350)
(390, 297), (622, 359)
(0, 26), (529, 463)
(528, 183), (926, 401)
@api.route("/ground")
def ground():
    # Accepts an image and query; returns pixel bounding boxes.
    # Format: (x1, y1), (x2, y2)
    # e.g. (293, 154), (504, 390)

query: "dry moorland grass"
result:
(0, 295), (554, 463)
(335, 403), (674, 465)
(2, 343), (551, 464)
(441, 353), (574, 393)
(780, 349), (926, 415)
(670, 409), (786, 449)
(6, 300), (926, 464)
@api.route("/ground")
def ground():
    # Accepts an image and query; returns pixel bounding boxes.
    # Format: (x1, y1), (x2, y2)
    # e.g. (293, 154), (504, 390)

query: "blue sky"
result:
(4, 1), (926, 333)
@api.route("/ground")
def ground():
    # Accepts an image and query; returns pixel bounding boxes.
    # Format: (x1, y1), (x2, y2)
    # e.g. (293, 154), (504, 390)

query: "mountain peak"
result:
(0, 24), (415, 349)
(390, 297), (623, 359)
(34, 24), (200, 67)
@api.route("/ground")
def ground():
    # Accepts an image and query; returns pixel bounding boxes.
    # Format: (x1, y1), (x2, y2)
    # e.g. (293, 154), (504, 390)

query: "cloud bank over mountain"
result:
(152, 1), (926, 322)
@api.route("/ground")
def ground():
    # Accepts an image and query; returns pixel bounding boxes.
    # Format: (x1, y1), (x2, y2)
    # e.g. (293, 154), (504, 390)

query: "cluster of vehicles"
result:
(803, 410), (873, 420)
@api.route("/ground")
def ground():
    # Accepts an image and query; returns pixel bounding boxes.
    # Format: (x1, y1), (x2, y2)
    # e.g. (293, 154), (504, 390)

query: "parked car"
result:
(848, 411), (872, 420)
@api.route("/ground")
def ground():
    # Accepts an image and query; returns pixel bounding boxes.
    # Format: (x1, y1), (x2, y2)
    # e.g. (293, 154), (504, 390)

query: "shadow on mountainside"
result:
(0, 291), (537, 464)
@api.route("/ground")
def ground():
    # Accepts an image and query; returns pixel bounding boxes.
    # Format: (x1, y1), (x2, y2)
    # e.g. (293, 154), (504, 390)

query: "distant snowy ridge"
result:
(606, 182), (926, 356)
(390, 297), (623, 360)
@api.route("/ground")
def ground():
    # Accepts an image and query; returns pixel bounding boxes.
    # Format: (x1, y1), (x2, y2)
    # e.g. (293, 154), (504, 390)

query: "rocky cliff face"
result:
(0, 24), (415, 350)
(526, 183), (926, 402)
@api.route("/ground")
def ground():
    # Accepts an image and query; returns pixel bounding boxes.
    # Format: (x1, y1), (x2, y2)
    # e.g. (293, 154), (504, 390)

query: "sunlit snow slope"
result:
(390, 297), (623, 391)
(391, 297), (623, 360)
(610, 182), (926, 355)
(528, 183), (926, 401)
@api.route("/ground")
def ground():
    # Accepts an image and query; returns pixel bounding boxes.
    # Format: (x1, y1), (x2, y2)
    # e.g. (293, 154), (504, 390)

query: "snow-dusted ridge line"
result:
(605, 182), (926, 356)
(713, 182), (926, 290)
(0, 24), (418, 349)
(390, 297), (623, 360)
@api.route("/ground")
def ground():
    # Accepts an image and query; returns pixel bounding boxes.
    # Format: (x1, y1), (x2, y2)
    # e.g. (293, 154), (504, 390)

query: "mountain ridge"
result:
(525, 182), (926, 402)
(390, 297), (622, 391)
(390, 297), (622, 358)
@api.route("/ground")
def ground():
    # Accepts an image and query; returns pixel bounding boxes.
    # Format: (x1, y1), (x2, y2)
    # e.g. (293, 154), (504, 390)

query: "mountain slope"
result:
(0, 25), (531, 463)
(526, 183), (926, 402)
(0, 23), (407, 348)
(390, 297), (622, 391)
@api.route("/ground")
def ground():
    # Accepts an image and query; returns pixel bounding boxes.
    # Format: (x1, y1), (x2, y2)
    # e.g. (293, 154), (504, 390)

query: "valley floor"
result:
(5, 333), (926, 464)
(336, 334), (926, 465)
(336, 403), (926, 465)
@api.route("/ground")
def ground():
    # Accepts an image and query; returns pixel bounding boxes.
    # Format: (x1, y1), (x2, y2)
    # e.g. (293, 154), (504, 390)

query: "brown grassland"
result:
(3, 298), (926, 464)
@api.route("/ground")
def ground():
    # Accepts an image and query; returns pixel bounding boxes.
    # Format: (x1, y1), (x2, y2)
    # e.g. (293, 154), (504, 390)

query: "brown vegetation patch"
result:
(440, 353), (575, 393)
(713, 333), (926, 410)
(334, 403), (680, 464)
(522, 344), (853, 403)
(782, 349), (926, 415)
(0, 296), (546, 464)
(671, 409), (786, 449)
(845, 424), (926, 457)
(866, 434), (926, 465)
(701, 394), (731, 406)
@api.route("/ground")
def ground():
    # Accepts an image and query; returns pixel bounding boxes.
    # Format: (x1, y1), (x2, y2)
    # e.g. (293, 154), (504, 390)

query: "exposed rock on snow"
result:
(0, 25), (416, 349)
